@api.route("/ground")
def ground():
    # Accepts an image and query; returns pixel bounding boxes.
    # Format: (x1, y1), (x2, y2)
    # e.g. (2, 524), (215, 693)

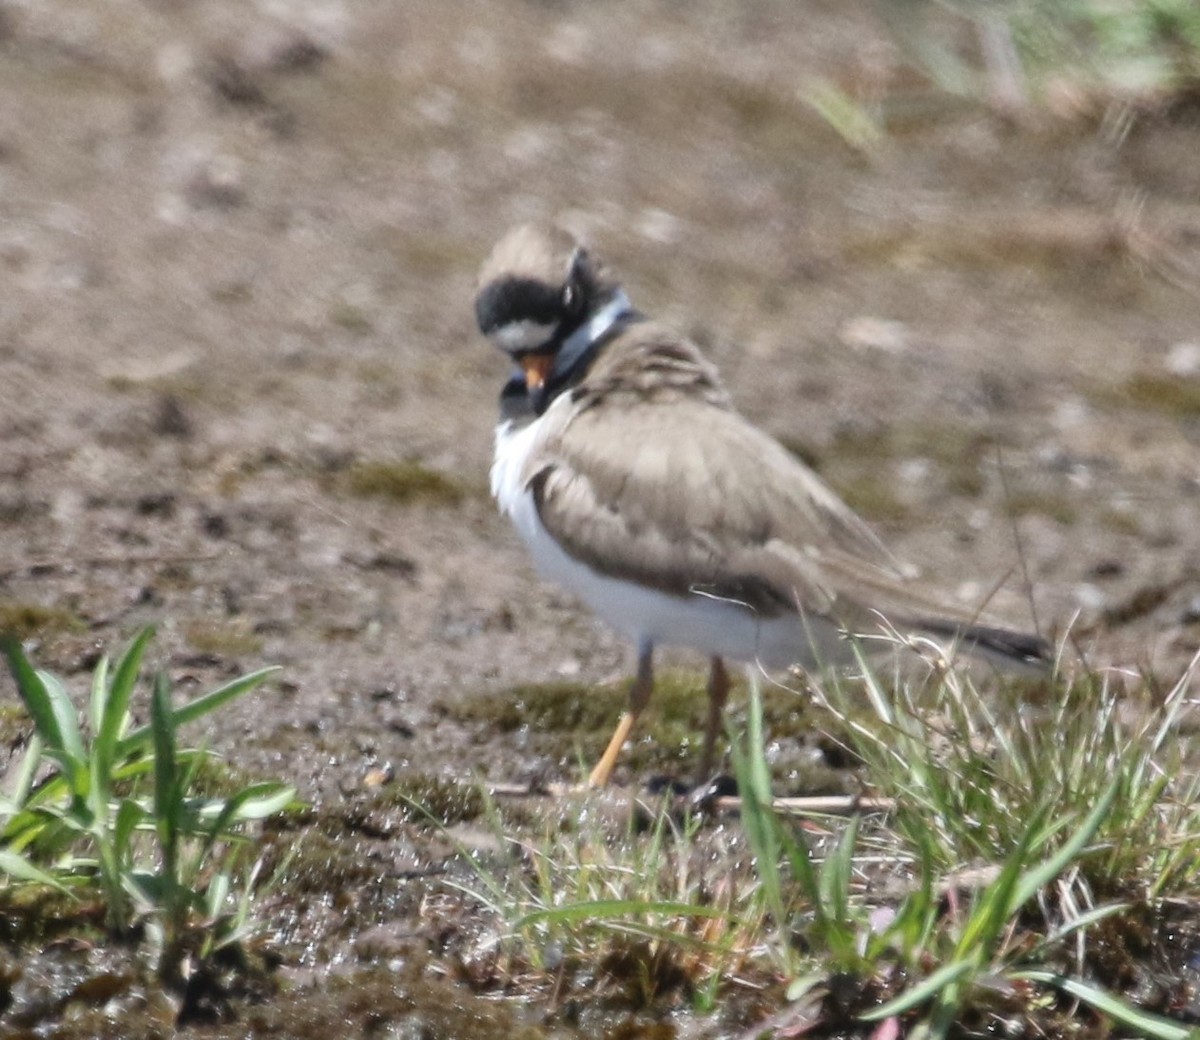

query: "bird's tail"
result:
(913, 617), (1053, 669)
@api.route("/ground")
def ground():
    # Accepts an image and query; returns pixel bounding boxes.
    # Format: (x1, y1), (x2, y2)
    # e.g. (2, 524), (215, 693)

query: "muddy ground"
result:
(1, 1), (1199, 1036)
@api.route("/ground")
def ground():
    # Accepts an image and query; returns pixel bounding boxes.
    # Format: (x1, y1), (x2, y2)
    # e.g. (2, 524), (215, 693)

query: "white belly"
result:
(491, 416), (844, 671)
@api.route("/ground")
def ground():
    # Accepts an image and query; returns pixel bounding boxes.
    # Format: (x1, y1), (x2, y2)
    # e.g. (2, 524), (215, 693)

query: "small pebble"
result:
(1074, 583), (1108, 614)
(635, 207), (681, 244)
(1051, 396), (1090, 430)
(1164, 341), (1200, 378)
(362, 764), (394, 788)
(838, 315), (909, 354)
(896, 457), (931, 484)
(186, 153), (245, 209)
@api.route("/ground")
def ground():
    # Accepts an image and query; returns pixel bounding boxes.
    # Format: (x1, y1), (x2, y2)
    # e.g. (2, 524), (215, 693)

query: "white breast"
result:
(491, 413), (844, 671)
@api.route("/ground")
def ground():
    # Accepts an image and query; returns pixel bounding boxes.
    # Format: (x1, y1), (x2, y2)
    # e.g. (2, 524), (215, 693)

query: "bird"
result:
(475, 223), (1050, 788)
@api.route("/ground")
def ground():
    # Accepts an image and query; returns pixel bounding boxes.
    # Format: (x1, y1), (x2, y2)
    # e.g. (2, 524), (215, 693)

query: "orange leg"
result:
(699, 656), (730, 783)
(588, 643), (653, 787)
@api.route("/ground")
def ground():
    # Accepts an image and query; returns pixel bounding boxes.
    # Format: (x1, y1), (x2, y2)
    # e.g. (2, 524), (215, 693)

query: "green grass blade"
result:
(114, 798), (144, 865)
(953, 821), (1041, 957)
(96, 626), (154, 774)
(176, 743), (209, 808)
(820, 814), (859, 928)
(115, 666), (280, 760)
(213, 783), (296, 822)
(892, 829), (940, 958)
(89, 654), (110, 738)
(193, 783), (295, 866)
(36, 671), (86, 767)
(802, 79), (882, 152)
(150, 671), (180, 877)
(205, 870), (231, 920)
(1037, 902), (1128, 950)
(594, 919), (737, 953)
(776, 812), (823, 913)
(11, 770), (72, 814)
(852, 641), (897, 727)
(0, 848), (75, 894)
(2, 806), (60, 852)
(6, 733), (45, 808)
(2, 636), (79, 761)
(88, 657), (117, 825)
(1014, 970), (1194, 1040)
(730, 676), (785, 923)
(514, 898), (730, 930)
(861, 957), (978, 1020)
(1, 635), (57, 743)
(1010, 777), (1118, 911)
(743, 676), (773, 808)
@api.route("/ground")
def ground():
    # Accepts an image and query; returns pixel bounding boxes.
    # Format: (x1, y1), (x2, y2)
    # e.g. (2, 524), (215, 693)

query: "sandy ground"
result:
(1, 0), (1200, 1035)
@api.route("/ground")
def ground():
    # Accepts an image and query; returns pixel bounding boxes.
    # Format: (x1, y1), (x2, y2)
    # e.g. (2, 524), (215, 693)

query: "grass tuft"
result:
(0, 627), (295, 984)
(437, 645), (1200, 1036)
(449, 789), (763, 1012)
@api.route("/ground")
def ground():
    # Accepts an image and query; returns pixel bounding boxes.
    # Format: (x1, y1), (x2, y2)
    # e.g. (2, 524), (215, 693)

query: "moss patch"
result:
(830, 473), (914, 525)
(787, 420), (996, 526)
(841, 211), (1131, 275)
(0, 599), (84, 638)
(188, 754), (287, 803)
(328, 300), (374, 336)
(229, 963), (551, 1040)
(268, 828), (383, 894)
(366, 773), (486, 827)
(338, 459), (464, 506)
(1113, 373), (1200, 418)
(371, 227), (479, 279)
(825, 422), (993, 496)
(1001, 488), (1078, 526)
(451, 672), (853, 788)
(183, 619), (265, 657)
(0, 885), (103, 946)
(0, 703), (30, 744)
(451, 680), (622, 736)
(1098, 508), (1142, 537)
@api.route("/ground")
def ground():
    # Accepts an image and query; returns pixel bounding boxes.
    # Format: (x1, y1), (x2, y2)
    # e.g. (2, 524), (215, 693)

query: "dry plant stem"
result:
(488, 783), (895, 817)
(715, 794), (895, 815)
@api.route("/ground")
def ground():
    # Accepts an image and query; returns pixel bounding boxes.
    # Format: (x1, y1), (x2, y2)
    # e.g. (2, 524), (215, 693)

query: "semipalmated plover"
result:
(477, 224), (1049, 786)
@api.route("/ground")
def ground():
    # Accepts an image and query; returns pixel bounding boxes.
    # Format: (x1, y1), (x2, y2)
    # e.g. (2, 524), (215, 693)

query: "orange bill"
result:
(521, 353), (554, 391)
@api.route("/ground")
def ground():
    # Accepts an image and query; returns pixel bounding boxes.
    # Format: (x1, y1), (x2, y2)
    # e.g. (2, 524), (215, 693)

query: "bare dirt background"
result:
(2, 0), (1200, 1036)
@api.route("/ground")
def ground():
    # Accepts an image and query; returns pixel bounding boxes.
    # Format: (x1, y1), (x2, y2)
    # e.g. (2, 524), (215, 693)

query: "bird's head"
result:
(475, 225), (625, 406)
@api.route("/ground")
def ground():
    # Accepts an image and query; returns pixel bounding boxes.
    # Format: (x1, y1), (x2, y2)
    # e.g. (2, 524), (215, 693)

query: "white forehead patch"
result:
(490, 318), (557, 353)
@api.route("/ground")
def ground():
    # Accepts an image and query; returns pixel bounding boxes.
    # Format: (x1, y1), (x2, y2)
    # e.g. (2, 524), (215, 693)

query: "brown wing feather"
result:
(514, 322), (1048, 664)
(523, 324), (912, 623)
